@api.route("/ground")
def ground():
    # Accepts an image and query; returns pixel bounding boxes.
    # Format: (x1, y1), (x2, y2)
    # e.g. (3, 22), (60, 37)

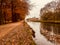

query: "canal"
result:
(25, 0), (60, 45)
(26, 22), (54, 45)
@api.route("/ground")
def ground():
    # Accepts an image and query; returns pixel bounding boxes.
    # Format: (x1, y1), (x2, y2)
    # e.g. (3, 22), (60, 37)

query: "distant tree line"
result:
(40, 0), (60, 34)
(40, 1), (60, 21)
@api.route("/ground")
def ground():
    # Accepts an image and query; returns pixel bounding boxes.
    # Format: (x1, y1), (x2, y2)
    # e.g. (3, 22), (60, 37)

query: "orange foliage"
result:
(1, 0), (30, 21)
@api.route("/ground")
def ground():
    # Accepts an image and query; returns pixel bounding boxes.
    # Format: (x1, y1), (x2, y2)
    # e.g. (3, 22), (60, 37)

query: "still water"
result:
(25, 0), (58, 45)
(25, 21), (54, 45)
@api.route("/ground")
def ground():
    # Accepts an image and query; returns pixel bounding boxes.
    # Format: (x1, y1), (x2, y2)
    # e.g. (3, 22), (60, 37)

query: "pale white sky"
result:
(26, 0), (53, 19)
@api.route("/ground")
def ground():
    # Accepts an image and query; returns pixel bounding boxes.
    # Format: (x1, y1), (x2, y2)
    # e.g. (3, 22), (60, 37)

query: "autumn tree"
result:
(0, 0), (12, 24)
(40, 0), (60, 34)
(0, 0), (30, 24)
(11, 0), (30, 22)
(0, 0), (5, 24)
(40, 1), (60, 21)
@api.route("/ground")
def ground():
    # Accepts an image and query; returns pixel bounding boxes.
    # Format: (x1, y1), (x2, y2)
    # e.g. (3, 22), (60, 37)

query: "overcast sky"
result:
(26, 0), (53, 19)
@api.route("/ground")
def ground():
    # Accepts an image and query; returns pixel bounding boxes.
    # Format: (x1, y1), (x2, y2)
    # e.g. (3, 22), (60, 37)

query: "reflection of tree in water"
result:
(41, 23), (60, 35)
(40, 23), (60, 44)
(40, 0), (60, 44)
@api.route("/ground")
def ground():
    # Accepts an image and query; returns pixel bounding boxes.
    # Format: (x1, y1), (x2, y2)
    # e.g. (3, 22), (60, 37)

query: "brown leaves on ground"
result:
(0, 21), (36, 45)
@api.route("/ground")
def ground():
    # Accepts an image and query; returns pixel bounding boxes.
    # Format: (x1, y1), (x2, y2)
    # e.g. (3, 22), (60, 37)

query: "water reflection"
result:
(26, 21), (54, 45)
(40, 23), (60, 45)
